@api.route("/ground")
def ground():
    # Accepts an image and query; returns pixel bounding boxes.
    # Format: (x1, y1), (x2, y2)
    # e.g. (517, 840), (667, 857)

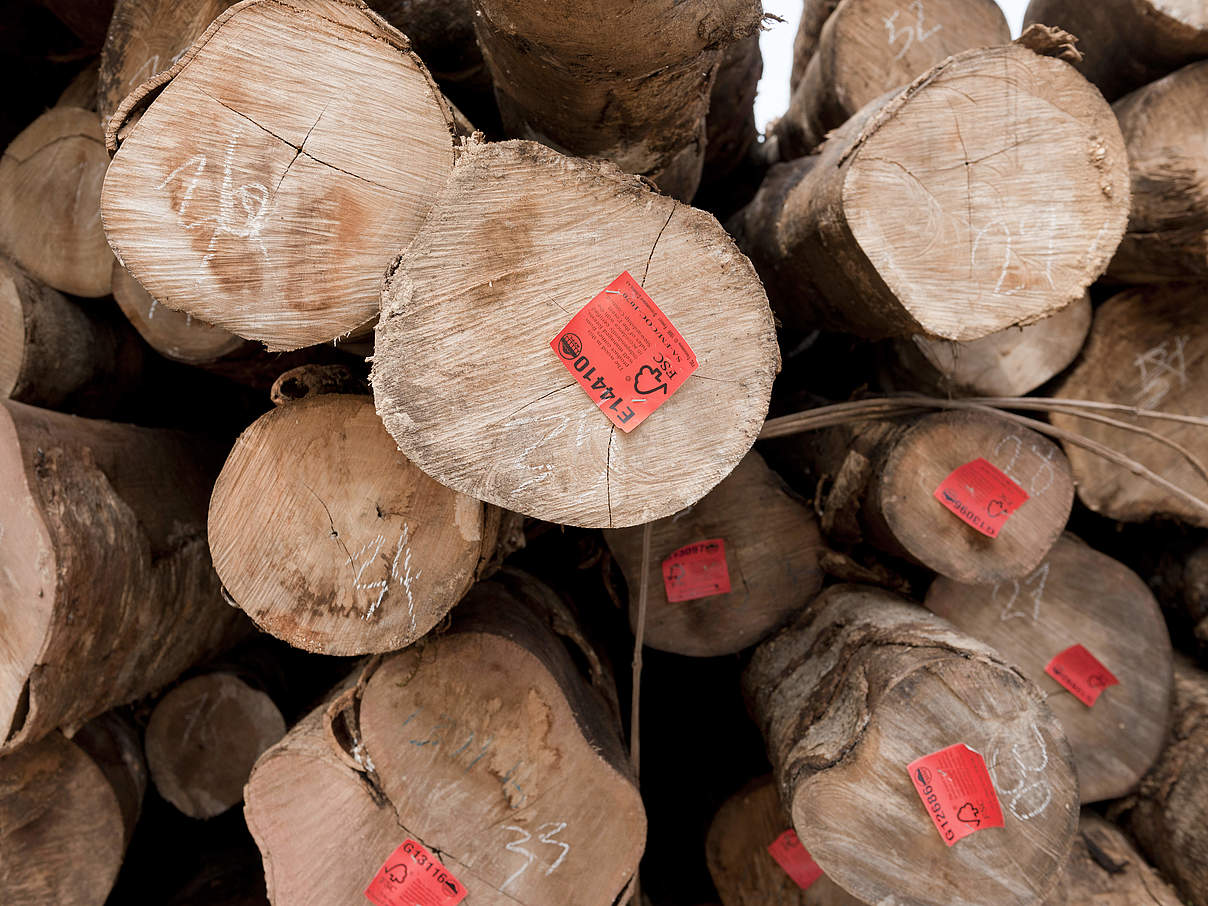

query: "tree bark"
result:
(470, 0), (762, 201)
(744, 584), (1078, 906)
(881, 293), (1091, 397)
(1106, 60), (1208, 283)
(245, 570), (644, 905)
(700, 34), (763, 190)
(774, 408), (1074, 584)
(100, 0), (458, 351)
(1024, 0), (1208, 100)
(1112, 657), (1208, 906)
(733, 38), (1129, 340)
(0, 399), (247, 753)
(771, 0), (1010, 160)
(0, 106), (113, 298)
(1051, 284), (1208, 526)
(603, 451), (825, 657)
(209, 393), (503, 654)
(0, 714), (145, 905)
(145, 672), (285, 819)
(789, 0), (841, 94)
(706, 776), (863, 906)
(0, 257), (144, 415)
(372, 138), (779, 529)
(925, 533), (1173, 802)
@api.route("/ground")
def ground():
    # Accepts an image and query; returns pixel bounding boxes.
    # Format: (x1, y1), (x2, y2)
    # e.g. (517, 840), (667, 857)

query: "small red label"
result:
(934, 458), (1029, 538)
(767, 829), (824, 890)
(908, 744), (1004, 846)
(661, 538), (731, 602)
(550, 271), (697, 433)
(365, 839), (467, 906)
(1045, 644), (1119, 707)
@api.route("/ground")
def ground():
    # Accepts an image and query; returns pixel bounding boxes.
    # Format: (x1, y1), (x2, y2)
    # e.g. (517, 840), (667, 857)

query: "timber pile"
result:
(3, 0), (1208, 903)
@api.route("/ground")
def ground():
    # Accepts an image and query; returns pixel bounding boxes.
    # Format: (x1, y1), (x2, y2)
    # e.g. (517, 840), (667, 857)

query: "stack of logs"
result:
(2, 0), (1208, 904)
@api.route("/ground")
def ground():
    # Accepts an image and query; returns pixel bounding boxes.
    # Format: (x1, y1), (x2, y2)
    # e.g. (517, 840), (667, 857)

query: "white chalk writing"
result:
(990, 723), (1053, 821)
(884, 1), (943, 62)
(1135, 335), (1189, 410)
(994, 561), (1049, 623)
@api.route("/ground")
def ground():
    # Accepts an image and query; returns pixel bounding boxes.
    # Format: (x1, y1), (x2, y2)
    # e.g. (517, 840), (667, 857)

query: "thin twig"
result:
(628, 520), (652, 905)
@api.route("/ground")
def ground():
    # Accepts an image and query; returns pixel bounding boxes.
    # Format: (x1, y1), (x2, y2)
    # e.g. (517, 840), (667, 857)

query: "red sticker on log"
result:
(934, 458), (1029, 538)
(661, 538), (731, 602)
(550, 271), (697, 432)
(908, 744), (1004, 846)
(365, 839), (466, 906)
(767, 829), (824, 890)
(1045, 644), (1119, 707)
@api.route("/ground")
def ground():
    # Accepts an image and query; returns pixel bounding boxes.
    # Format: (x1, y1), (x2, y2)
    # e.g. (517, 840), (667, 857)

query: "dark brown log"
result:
(925, 534), (1173, 802)
(0, 106), (113, 297)
(1024, 0), (1208, 100)
(0, 714), (144, 905)
(1042, 811), (1182, 905)
(1107, 61), (1208, 283)
(772, 0), (1010, 160)
(470, 0), (762, 200)
(0, 257), (144, 415)
(603, 451), (825, 657)
(101, 0), (459, 351)
(371, 139), (779, 529)
(0, 400), (246, 753)
(1112, 657), (1208, 906)
(700, 34), (763, 189)
(733, 38), (1129, 340)
(245, 570), (644, 905)
(790, 0), (841, 93)
(782, 408), (1074, 584)
(744, 584), (1078, 906)
(268, 363), (368, 407)
(881, 293), (1092, 397)
(145, 672), (285, 819)
(706, 776), (862, 905)
(209, 394), (502, 654)
(1051, 284), (1208, 527)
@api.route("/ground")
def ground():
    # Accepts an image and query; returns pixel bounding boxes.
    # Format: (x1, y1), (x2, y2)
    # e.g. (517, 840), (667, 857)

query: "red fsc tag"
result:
(365, 839), (467, 906)
(1045, 644), (1119, 707)
(767, 829), (824, 891)
(661, 539), (731, 603)
(550, 271), (697, 432)
(908, 743), (1004, 846)
(934, 458), (1029, 538)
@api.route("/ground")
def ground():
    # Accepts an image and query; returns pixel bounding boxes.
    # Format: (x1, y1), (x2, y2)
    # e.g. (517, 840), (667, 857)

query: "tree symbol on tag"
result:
(957, 802), (981, 826)
(1088, 673), (1111, 688)
(987, 498), (1009, 518)
(667, 563), (685, 584)
(633, 364), (669, 395)
(384, 863), (408, 885)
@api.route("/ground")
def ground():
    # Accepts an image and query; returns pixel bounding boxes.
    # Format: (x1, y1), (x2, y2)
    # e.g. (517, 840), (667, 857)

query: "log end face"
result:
(843, 44), (1129, 341)
(0, 265), (25, 399)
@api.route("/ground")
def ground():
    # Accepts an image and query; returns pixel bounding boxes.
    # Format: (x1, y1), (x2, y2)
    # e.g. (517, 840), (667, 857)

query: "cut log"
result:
(782, 408), (1074, 584)
(602, 451), (825, 657)
(700, 34), (763, 189)
(209, 393), (497, 654)
(925, 533), (1173, 802)
(268, 363), (368, 406)
(99, 0), (238, 123)
(706, 776), (862, 906)
(145, 672), (285, 819)
(373, 139), (779, 529)
(733, 39), (1130, 340)
(111, 260), (248, 364)
(1177, 539), (1208, 647)
(1107, 61), (1208, 283)
(744, 584), (1079, 906)
(1051, 284), (1208, 526)
(0, 106), (112, 297)
(789, 0), (841, 94)
(0, 399), (246, 753)
(1113, 657), (1208, 906)
(1024, 0), (1208, 100)
(470, 0), (762, 200)
(1043, 811), (1182, 905)
(245, 570), (644, 905)
(100, 0), (458, 351)
(772, 0), (1010, 160)
(0, 716), (144, 905)
(882, 293), (1091, 397)
(69, 711), (148, 847)
(56, 60), (100, 110)
(0, 257), (144, 414)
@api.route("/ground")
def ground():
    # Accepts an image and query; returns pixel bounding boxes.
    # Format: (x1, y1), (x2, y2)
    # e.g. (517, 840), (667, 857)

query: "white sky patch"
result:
(755, 0), (1032, 131)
